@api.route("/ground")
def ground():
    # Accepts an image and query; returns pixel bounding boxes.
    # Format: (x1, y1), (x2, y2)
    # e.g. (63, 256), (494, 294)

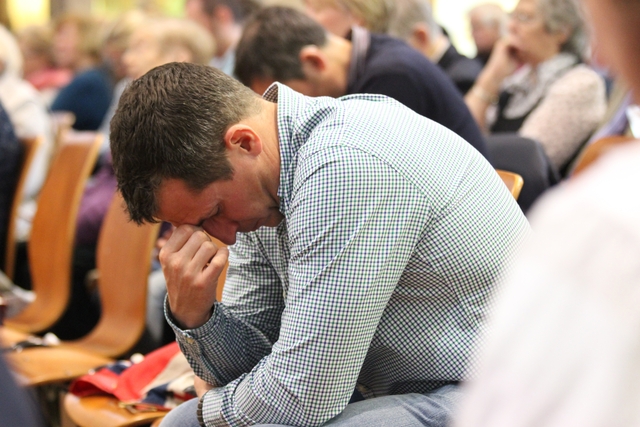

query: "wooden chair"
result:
(2, 132), (102, 343)
(64, 239), (229, 427)
(51, 111), (76, 154)
(6, 192), (160, 386)
(570, 135), (636, 177)
(3, 136), (43, 280)
(496, 169), (524, 200)
(64, 394), (168, 427)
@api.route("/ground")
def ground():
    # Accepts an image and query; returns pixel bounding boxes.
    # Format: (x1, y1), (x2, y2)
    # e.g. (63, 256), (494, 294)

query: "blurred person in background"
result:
(303, 0), (394, 38)
(96, 10), (148, 159)
(389, 0), (482, 95)
(465, 0), (606, 174)
(59, 16), (215, 343)
(50, 14), (113, 131)
(101, 10), (148, 90)
(16, 24), (72, 106)
(455, 0), (640, 426)
(236, 6), (489, 159)
(467, 3), (507, 67)
(0, 100), (20, 273)
(0, 25), (54, 260)
(185, 0), (261, 76)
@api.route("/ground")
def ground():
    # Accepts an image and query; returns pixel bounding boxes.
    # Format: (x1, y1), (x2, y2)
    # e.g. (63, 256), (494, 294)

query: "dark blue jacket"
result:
(347, 33), (489, 160)
(52, 66), (113, 131)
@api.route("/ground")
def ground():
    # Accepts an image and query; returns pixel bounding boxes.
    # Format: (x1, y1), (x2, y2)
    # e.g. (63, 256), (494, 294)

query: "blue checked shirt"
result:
(168, 84), (530, 426)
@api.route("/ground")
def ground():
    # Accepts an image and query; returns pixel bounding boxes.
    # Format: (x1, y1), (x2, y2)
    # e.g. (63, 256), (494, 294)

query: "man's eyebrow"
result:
(196, 205), (219, 228)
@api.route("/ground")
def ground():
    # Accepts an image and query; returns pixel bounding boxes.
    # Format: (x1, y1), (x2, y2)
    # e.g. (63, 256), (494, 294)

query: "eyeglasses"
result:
(509, 11), (539, 24)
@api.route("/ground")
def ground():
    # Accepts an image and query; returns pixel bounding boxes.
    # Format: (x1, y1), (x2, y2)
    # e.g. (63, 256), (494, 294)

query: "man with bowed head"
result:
(235, 6), (489, 160)
(110, 62), (529, 426)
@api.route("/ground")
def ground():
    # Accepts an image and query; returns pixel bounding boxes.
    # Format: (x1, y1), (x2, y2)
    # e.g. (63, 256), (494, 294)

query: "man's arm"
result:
(163, 229), (285, 387)
(197, 148), (429, 426)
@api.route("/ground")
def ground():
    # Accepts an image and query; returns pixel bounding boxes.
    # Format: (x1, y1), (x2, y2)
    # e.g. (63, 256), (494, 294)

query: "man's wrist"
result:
(471, 85), (499, 105)
(170, 303), (216, 330)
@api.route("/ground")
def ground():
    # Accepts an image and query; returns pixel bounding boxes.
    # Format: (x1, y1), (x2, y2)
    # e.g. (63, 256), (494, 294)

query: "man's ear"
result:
(223, 125), (263, 156)
(299, 45), (327, 81)
(409, 24), (431, 52)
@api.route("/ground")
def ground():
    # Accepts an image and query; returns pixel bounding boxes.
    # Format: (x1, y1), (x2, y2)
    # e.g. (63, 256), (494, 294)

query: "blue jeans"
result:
(160, 384), (461, 427)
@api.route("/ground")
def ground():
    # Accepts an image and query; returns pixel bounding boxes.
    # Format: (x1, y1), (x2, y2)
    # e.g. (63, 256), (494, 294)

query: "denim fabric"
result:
(160, 384), (461, 427)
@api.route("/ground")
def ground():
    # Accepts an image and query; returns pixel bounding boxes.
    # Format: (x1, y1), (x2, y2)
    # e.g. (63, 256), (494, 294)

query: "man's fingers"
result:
(192, 239), (221, 271)
(160, 226), (210, 266)
(202, 246), (229, 283)
(159, 224), (202, 252)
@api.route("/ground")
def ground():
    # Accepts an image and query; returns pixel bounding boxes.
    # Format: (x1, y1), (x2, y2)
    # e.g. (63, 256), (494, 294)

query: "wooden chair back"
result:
(51, 111), (76, 154)
(571, 135), (636, 177)
(3, 136), (43, 279)
(496, 169), (524, 200)
(5, 192), (158, 388)
(5, 132), (102, 333)
(67, 192), (160, 357)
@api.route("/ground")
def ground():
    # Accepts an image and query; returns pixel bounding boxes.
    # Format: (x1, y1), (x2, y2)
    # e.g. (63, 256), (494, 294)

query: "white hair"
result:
(387, 0), (442, 41)
(0, 25), (23, 77)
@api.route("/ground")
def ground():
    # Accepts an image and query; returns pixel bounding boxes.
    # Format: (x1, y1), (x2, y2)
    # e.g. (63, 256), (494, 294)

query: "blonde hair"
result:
(388, 0), (441, 41)
(146, 17), (215, 65)
(103, 10), (148, 52)
(54, 14), (105, 62)
(16, 25), (55, 66)
(306, 0), (395, 33)
(0, 24), (23, 76)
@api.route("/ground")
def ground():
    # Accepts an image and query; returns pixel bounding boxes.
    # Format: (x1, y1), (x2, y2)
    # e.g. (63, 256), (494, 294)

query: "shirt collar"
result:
(263, 83), (310, 215)
(346, 26), (371, 91)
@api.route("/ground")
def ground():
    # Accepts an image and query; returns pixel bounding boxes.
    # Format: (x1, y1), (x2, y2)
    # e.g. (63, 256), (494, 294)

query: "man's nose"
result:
(203, 218), (238, 245)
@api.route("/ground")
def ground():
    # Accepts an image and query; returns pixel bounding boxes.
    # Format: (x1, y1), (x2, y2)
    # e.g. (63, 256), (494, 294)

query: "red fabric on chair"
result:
(69, 342), (196, 410)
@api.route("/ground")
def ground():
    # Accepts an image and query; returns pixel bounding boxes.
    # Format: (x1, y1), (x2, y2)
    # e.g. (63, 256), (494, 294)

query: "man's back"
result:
(348, 33), (489, 159)
(186, 86), (529, 424)
(438, 44), (483, 95)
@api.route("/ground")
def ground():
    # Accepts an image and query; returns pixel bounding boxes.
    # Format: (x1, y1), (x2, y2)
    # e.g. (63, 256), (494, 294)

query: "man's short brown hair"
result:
(110, 62), (261, 224)
(235, 6), (327, 87)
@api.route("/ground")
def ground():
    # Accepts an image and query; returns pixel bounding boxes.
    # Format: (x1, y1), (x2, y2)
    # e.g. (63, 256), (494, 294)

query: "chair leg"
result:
(33, 384), (67, 427)
(59, 390), (80, 427)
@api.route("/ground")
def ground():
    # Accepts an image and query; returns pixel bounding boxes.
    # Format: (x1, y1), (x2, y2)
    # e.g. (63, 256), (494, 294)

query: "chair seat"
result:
(0, 326), (30, 347)
(64, 393), (168, 427)
(6, 344), (114, 386)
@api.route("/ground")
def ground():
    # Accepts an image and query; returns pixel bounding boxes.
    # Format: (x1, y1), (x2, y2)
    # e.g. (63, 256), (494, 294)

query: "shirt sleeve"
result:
(166, 231), (284, 388)
(195, 147), (431, 426)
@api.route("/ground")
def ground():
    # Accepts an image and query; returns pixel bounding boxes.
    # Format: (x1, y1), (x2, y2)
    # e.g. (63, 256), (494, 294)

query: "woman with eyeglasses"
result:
(465, 0), (606, 174)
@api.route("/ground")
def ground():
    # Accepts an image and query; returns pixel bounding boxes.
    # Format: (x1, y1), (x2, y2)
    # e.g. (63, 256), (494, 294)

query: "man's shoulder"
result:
(360, 35), (458, 94)
(366, 34), (434, 72)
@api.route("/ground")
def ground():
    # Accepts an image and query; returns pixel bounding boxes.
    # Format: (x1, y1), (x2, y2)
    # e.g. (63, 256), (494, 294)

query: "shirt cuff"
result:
(200, 388), (226, 426)
(163, 295), (221, 341)
(197, 396), (205, 427)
